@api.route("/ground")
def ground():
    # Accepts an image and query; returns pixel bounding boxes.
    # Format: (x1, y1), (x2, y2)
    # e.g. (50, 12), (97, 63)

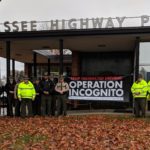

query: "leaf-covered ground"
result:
(0, 114), (150, 150)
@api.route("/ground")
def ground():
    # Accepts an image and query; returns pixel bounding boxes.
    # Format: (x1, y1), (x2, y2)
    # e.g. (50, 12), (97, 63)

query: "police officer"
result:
(131, 74), (148, 117)
(49, 74), (57, 116)
(32, 78), (42, 116)
(5, 76), (16, 116)
(55, 75), (69, 116)
(40, 72), (54, 116)
(18, 75), (36, 118)
(14, 77), (23, 117)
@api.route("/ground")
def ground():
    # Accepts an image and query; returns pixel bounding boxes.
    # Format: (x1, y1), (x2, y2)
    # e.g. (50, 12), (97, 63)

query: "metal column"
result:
(6, 41), (11, 83)
(48, 57), (50, 75)
(59, 39), (63, 75)
(12, 59), (15, 79)
(134, 37), (140, 81)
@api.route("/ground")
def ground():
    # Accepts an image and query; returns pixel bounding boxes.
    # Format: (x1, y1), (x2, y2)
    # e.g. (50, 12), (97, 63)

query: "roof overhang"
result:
(1, 27), (150, 63)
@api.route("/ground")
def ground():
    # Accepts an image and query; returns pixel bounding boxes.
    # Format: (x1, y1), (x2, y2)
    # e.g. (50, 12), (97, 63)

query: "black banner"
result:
(68, 76), (131, 101)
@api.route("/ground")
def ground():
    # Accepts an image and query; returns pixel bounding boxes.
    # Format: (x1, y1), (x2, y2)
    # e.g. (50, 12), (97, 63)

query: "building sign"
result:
(68, 76), (131, 101)
(0, 15), (150, 32)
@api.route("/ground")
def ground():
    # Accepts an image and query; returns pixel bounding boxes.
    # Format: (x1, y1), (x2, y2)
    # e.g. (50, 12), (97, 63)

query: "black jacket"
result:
(5, 82), (16, 95)
(40, 79), (55, 95)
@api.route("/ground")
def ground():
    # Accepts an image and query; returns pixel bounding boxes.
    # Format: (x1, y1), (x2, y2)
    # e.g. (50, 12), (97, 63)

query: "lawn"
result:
(0, 114), (150, 150)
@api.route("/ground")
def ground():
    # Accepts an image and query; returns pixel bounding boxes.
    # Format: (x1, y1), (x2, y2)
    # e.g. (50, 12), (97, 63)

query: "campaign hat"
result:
(137, 74), (143, 79)
(23, 75), (29, 80)
(43, 72), (49, 76)
(59, 75), (64, 80)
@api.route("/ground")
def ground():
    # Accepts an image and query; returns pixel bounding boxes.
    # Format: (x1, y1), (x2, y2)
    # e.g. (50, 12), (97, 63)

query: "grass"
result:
(10, 134), (48, 150)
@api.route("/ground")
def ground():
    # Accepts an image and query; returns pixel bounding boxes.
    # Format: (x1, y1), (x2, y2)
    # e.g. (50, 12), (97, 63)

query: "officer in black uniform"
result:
(40, 72), (54, 116)
(49, 75), (57, 116)
(5, 76), (16, 116)
(32, 78), (42, 116)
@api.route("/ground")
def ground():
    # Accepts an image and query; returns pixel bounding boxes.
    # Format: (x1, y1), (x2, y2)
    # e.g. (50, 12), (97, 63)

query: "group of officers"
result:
(3, 73), (69, 118)
(2, 72), (150, 118)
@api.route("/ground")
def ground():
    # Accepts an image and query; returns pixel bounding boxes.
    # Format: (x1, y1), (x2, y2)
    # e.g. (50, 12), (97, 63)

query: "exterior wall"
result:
(71, 51), (80, 76)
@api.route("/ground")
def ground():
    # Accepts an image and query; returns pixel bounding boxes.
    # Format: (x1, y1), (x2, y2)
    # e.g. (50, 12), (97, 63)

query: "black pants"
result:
(32, 96), (41, 116)
(134, 98), (146, 117)
(15, 99), (21, 116)
(20, 98), (32, 117)
(7, 94), (14, 116)
(56, 94), (67, 116)
(51, 95), (57, 116)
(41, 95), (52, 116)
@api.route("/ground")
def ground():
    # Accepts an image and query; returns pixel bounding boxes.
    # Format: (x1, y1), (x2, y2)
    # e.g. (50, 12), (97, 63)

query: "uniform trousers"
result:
(41, 95), (52, 116)
(56, 94), (67, 116)
(134, 98), (146, 117)
(20, 98), (32, 118)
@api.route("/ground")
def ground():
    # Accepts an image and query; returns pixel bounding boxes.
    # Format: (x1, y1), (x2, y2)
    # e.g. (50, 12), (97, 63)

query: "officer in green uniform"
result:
(131, 74), (148, 117)
(55, 75), (69, 116)
(18, 75), (36, 118)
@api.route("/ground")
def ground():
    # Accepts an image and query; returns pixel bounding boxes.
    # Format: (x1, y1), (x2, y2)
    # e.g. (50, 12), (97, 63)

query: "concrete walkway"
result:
(1, 107), (150, 117)
(67, 109), (133, 116)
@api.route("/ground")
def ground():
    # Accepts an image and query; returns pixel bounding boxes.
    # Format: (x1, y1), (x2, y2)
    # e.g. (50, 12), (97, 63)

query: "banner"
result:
(68, 76), (131, 101)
